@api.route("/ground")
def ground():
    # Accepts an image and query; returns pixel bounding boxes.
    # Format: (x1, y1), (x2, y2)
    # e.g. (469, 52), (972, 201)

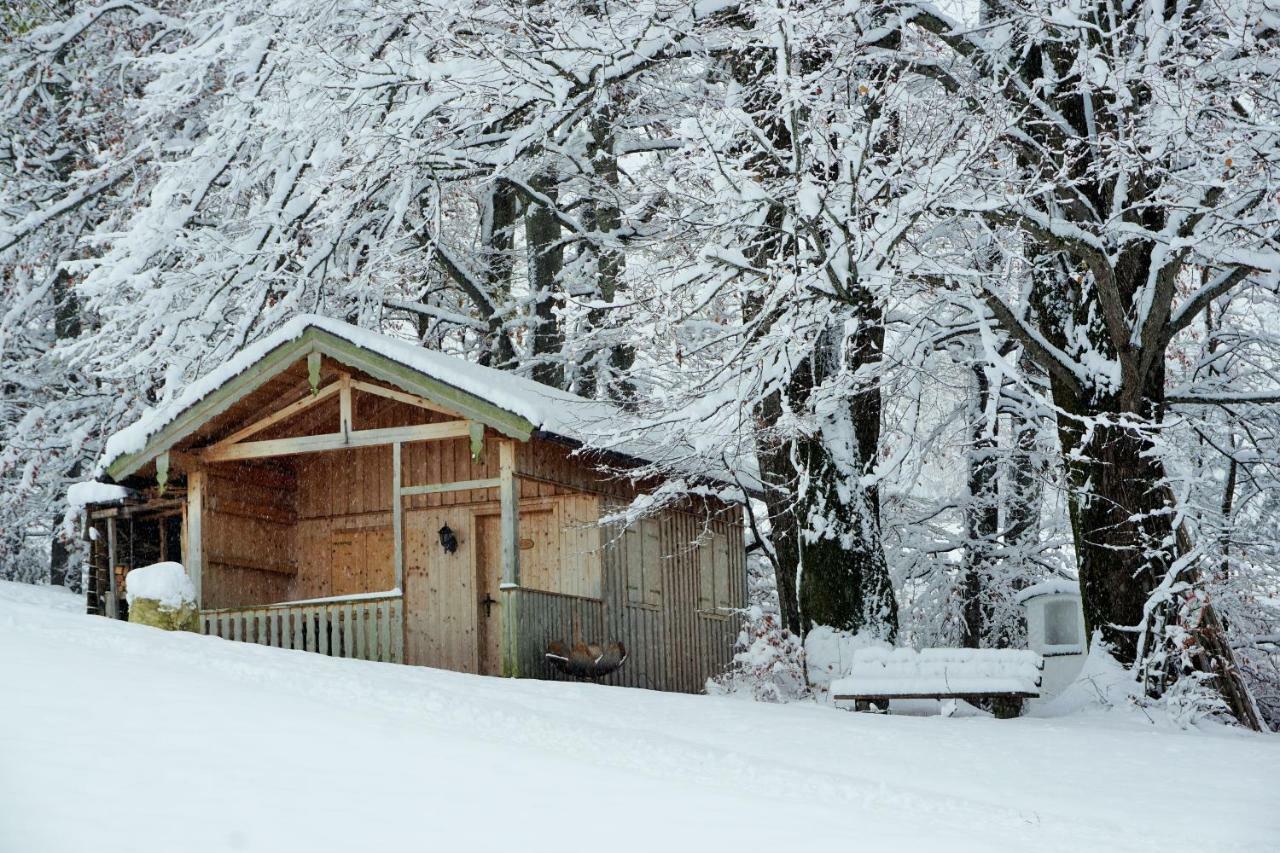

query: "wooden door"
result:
(404, 507), (478, 672)
(474, 514), (503, 676)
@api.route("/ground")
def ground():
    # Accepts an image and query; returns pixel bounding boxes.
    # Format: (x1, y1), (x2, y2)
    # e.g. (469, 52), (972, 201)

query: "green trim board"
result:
(106, 335), (316, 480)
(107, 327), (536, 481)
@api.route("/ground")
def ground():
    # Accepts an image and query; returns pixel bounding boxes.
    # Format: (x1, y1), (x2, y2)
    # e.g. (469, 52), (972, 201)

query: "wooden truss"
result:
(200, 371), (484, 463)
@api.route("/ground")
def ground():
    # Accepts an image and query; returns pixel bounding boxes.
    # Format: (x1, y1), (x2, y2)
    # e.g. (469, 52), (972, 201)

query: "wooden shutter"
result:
(698, 534), (715, 611)
(642, 518), (663, 607)
(712, 530), (731, 611)
(624, 524), (643, 605)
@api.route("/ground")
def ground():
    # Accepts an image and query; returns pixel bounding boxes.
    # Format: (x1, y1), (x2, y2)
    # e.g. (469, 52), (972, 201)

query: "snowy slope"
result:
(1, 581), (1277, 853)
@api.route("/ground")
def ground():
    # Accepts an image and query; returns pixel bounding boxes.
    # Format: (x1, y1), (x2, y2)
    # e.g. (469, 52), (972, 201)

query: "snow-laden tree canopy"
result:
(3, 0), (1278, 727)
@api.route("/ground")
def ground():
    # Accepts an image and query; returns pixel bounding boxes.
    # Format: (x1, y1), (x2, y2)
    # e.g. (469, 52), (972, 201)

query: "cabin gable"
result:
(105, 327), (535, 482)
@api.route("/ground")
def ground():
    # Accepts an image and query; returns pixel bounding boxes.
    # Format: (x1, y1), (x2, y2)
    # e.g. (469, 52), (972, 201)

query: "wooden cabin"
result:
(79, 317), (747, 693)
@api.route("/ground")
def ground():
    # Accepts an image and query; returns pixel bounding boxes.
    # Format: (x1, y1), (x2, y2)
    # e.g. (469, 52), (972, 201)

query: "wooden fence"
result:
(201, 594), (403, 664)
(510, 588), (607, 679)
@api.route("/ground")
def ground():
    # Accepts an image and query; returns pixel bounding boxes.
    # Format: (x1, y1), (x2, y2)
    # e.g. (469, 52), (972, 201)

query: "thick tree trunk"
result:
(525, 172), (566, 389)
(793, 319), (898, 639)
(1070, 416), (1171, 664)
(1030, 265), (1263, 727)
(478, 182), (519, 369)
(961, 363), (998, 648)
(723, 7), (895, 639)
(576, 105), (634, 406)
(794, 431), (898, 638)
(1034, 264), (1173, 666)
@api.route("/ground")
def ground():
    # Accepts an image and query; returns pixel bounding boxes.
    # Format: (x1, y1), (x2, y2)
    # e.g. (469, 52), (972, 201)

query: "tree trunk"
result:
(960, 362), (999, 648)
(754, 392), (804, 637)
(1004, 352), (1045, 551)
(478, 182), (518, 369)
(1070, 414), (1171, 664)
(723, 7), (896, 639)
(576, 104), (634, 405)
(525, 172), (566, 389)
(794, 319), (898, 639)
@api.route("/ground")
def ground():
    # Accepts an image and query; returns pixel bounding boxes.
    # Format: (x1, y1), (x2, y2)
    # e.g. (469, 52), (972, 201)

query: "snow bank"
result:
(831, 647), (1044, 697)
(1016, 578), (1080, 603)
(67, 481), (132, 507)
(804, 625), (891, 690)
(1033, 643), (1134, 710)
(125, 562), (195, 608)
(2, 581), (1278, 852)
(0, 579), (83, 613)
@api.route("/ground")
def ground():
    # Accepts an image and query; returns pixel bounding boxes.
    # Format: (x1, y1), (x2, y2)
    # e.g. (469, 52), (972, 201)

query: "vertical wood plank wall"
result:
(604, 508), (743, 693)
(510, 431), (745, 693)
(293, 445), (394, 600)
(201, 464), (296, 609)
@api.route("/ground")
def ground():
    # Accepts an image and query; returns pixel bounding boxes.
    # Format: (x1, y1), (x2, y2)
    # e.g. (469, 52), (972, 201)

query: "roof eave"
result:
(531, 429), (760, 502)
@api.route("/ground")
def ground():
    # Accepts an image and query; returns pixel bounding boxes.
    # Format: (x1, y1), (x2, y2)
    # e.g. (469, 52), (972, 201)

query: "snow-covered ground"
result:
(2, 579), (1276, 853)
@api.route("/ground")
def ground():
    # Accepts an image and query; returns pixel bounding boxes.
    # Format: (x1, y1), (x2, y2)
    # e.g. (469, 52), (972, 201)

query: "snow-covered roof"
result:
(97, 315), (755, 492)
(67, 481), (134, 507)
(1016, 579), (1081, 605)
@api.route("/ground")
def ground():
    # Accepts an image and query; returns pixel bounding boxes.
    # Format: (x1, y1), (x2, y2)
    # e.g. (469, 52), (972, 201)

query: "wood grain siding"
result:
(593, 505), (744, 693)
(557, 494), (602, 599)
(475, 494), (602, 600)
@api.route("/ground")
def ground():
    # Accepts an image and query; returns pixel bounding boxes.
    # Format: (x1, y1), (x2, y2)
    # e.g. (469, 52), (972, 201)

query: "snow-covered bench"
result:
(830, 648), (1044, 719)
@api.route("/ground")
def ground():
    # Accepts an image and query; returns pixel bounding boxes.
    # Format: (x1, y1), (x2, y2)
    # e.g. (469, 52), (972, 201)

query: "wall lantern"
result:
(438, 525), (458, 554)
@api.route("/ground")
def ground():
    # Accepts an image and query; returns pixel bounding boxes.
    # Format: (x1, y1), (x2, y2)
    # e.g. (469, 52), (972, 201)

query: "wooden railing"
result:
(201, 593), (403, 664)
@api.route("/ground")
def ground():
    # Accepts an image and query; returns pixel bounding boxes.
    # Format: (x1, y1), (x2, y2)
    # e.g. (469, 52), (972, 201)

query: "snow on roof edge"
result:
(96, 316), (755, 492)
(1016, 578), (1081, 604)
(67, 481), (135, 507)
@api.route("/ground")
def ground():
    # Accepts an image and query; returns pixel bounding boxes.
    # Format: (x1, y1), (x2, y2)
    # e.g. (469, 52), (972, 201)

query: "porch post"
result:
(105, 517), (118, 620)
(392, 441), (403, 590)
(338, 372), (353, 440)
(186, 468), (204, 607)
(498, 439), (520, 676)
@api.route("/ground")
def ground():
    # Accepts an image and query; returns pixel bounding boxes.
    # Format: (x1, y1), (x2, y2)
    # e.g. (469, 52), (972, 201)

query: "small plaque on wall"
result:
(519, 538), (534, 550)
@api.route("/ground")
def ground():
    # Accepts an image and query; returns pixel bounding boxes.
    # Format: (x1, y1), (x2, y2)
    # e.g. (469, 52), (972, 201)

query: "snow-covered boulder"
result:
(126, 562), (199, 631)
